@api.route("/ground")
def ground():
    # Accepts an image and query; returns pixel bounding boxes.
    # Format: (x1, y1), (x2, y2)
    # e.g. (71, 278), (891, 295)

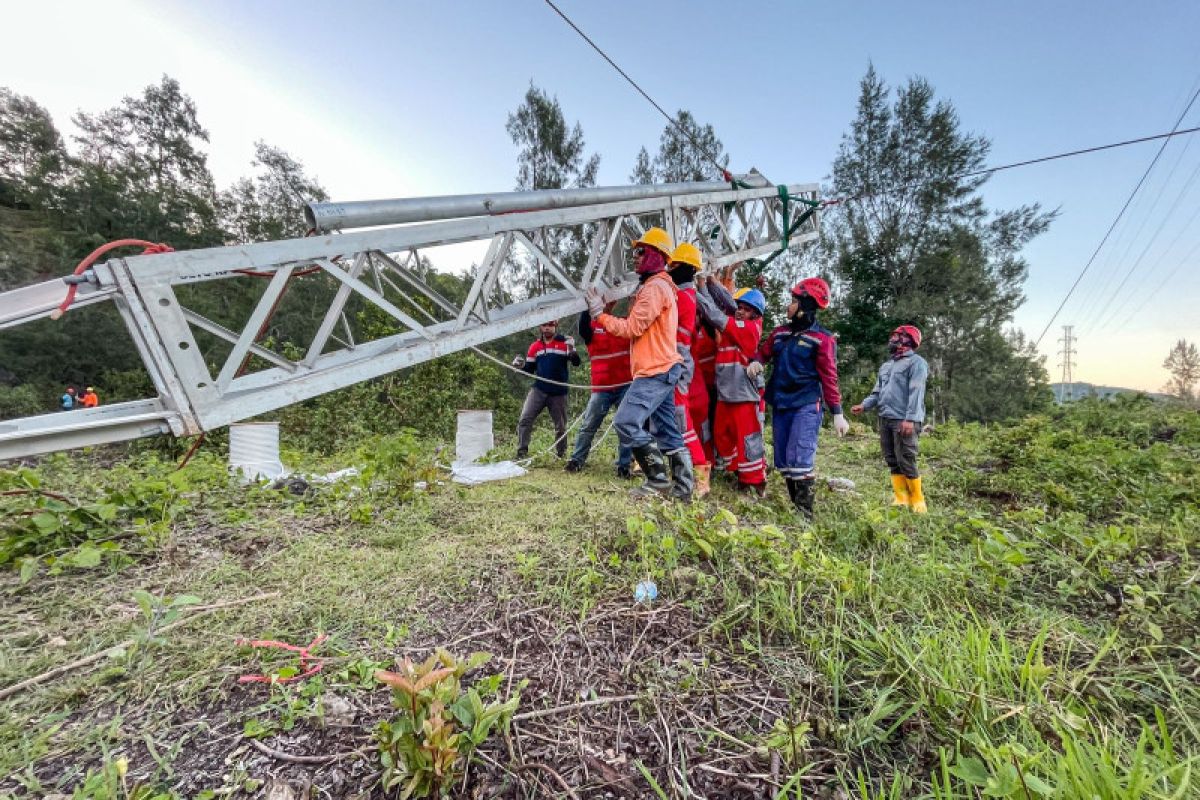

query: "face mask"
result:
(635, 248), (667, 276)
(790, 294), (818, 329)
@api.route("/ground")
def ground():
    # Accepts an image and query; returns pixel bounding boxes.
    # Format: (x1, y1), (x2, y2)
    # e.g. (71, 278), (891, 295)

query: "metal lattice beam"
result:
(0, 180), (819, 459)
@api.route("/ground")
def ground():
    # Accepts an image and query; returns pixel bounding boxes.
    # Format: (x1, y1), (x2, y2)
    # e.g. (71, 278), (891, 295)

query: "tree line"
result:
(1, 69), (1062, 424)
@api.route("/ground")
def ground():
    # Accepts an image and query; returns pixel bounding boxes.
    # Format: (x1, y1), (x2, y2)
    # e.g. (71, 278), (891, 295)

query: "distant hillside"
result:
(1051, 381), (1170, 402)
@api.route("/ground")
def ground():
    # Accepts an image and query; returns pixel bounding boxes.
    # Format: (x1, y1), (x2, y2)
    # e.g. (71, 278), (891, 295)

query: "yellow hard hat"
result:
(669, 242), (702, 271)
(631, 227), (673, 258)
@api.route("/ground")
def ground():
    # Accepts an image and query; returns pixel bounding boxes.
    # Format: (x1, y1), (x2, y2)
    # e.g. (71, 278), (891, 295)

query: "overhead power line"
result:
(546, 0), (1200, 210)
(543, 0), (730, 179)
(824, 125), (1200, 209)
(1081, 148), (1200, 336)
(1032, 84), (1200, 348)
(543, 1), (1200, 340)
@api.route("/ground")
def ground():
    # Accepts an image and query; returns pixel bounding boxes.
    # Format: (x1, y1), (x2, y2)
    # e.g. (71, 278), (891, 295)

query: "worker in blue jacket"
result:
(513, 320), (581, 459)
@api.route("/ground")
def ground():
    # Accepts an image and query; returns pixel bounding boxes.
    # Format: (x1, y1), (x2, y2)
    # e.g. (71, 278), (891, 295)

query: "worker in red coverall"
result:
(666, 243), (711, 498)
(690, 265), (737, 464)
(752, 277), (848, 517)
(691, 319), (717, 463)
(695, 275), (768, 495)
(565, 302), (634, 477)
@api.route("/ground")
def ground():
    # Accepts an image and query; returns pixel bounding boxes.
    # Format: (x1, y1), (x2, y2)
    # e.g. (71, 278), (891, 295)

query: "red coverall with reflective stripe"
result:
(690, 325), (717, 461)
(713, 317), (766, 485)
(674, 285), (708, 467)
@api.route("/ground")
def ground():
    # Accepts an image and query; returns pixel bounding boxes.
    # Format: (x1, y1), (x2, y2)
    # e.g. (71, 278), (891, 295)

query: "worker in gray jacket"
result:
(851, 325), (929, 512)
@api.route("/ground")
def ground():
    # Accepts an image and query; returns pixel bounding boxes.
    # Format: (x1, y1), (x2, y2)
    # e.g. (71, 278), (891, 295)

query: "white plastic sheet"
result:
(450, 460), (527, 485)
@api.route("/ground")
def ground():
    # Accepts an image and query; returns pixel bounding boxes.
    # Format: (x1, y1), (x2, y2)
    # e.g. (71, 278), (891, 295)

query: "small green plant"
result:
(130, 590), (201, 643)
(761, 717), (812, 770)
(68, 757), (170, 800)
(242, 677), (324, 739)
(374, 649), (520, 799)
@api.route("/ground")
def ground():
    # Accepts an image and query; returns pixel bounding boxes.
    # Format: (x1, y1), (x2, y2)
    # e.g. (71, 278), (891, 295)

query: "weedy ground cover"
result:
(0, 396), (1196, 798)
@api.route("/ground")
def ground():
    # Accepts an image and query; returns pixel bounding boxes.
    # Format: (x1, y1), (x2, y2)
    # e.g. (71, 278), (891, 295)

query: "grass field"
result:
(1, 396), (1197, 799)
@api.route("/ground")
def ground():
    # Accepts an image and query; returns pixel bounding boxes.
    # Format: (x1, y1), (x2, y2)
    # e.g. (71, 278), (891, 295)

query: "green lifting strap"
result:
(709, 181), (819, 252)
(749, 189), (820, 271)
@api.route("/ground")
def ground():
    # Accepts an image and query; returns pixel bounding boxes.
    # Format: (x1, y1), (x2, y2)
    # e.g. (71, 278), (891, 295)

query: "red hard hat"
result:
(893, 325), (922, 348)
(792, 277), (830, 309)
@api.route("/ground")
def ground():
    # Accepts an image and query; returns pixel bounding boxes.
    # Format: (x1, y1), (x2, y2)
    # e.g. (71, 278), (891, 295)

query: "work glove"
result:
(565, 336), (576, 350)
(745, 361), (764, 379)
(833, 413), (849, 437)
(585, 287), (605, 317)
(511, 355), (525, 368)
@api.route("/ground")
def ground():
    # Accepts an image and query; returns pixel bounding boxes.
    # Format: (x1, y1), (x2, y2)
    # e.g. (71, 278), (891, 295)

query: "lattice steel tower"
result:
(1058, 325), (1077, 403)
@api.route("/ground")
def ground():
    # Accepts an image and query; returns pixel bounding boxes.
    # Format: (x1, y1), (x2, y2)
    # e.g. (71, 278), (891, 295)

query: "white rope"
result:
(513, 402), (591, 465)
(470, 345), (632, 391)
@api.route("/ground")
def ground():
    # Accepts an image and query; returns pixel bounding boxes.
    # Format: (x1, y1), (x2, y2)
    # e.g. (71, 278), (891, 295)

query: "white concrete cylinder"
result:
(229, 422), (285, 482)
(455, 410), (494, 464)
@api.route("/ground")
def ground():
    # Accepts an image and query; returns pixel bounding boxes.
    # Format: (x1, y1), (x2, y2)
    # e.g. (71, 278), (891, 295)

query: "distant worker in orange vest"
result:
(81, 386), (99, 408)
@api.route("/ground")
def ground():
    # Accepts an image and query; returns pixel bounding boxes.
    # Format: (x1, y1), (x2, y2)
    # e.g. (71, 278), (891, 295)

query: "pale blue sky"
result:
(4, 0), (1199, 390)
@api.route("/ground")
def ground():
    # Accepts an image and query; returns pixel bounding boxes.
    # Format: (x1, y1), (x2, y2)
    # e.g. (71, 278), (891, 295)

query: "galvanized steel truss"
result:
(0, 181), (818, 459)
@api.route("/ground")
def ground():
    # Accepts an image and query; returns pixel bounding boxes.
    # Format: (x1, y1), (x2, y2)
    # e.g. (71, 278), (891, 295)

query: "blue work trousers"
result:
(570, 387), (632, 467)
(614, 364), (684, 453)
(772, 401), (823, 479)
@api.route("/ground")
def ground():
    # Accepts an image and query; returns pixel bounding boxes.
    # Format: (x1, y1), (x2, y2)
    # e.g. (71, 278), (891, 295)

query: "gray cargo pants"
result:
(516, 388), (569, 458)
(880, 417), (921, 478)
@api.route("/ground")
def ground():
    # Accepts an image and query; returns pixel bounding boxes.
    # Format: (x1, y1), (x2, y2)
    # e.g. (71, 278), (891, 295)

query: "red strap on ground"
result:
(236, 633), (328, 684)
(51, 239), (174, 319)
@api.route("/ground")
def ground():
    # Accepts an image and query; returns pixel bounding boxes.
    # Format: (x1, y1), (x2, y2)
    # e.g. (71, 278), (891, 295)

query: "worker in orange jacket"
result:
(585, 227), (693, 501)
(81, 386), (99, 408)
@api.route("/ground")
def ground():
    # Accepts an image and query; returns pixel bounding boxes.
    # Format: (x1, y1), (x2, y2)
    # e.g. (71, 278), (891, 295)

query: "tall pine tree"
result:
(822, 66), (1055, 422)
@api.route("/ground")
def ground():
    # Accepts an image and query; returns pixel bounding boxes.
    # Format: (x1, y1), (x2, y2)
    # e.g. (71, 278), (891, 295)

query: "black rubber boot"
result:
(792, 477), (815, 518)
(564, 459), (583, 473)
(630, 443), (671, 497)
(616, 465), (632, 479)
(784, 478), (800, 506)
(666, 449), (695, 502)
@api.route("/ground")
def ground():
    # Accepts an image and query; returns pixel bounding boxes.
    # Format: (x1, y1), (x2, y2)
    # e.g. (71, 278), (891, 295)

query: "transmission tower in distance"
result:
(1057, 325), (1077, 403)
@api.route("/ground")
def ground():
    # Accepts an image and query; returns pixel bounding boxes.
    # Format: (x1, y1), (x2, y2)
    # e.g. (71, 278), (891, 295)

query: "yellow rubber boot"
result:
(890, 474), (910, 507)
(906, 476), (927, 514)
(694, 464), (711, 499)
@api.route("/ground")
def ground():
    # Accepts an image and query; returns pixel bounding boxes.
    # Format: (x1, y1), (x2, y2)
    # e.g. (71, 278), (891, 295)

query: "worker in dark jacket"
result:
(565, 304), (633, 477)
(514, 320), (580, 459)
(852, 325), (929, 512)
(754, 277), (847, 516)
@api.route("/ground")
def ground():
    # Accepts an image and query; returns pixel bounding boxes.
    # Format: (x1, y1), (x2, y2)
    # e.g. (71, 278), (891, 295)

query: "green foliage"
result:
(505, 83), (600, 293)
(0, 452), (230, 579)
(820, 66), (1056, 423)
(0, 382), (42, 418)
(506, 83), (599, 193)
(67, 757), (170, 800)
(1161, 338), (1199, 402)
(0, 77), (344, 402)
(375, 650), (520, 798)
(219, 140), (327, 243)
(638, 109), (729, 183)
